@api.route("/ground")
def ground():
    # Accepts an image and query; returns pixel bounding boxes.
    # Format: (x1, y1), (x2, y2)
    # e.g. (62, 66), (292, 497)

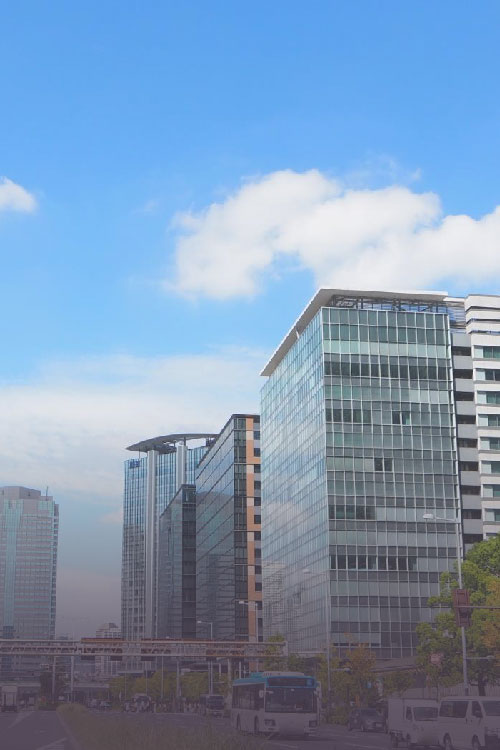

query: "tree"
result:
(417, 535), (500, 696)
(465, 534), (500, 577)
(263, 633), (287, 670)
(180, 672), (208, 701)
(344, 645), (378, 706)
(382, 670), (415, 698)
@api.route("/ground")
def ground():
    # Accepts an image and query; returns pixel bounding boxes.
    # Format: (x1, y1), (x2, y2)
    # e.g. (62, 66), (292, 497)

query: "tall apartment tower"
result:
(196, 415), (263, 642)
(464, 295), (500, 540)
(261, 289), (499, 658)
(121, 434), (215, 639)
(0, 486), (58, 676)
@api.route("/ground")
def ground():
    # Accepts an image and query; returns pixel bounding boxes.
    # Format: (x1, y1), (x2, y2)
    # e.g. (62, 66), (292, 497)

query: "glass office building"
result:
(157, 484), (197, 639)
(261, 290), (465, 658)
(121, 434), (215, 639)
(196, 415), (262, 642)
(0, 486), (58, 676)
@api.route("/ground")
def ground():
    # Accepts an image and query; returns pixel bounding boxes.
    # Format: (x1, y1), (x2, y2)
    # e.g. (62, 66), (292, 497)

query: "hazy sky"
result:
(1, 1), (499, 636)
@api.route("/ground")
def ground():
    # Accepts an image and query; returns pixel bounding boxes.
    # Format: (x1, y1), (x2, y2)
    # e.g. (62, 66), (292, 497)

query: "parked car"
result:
(348, 707), (385, 732)
(99, 700), (112, 711)
(437, 696), (500, 750)
(387, 698), (439, 748)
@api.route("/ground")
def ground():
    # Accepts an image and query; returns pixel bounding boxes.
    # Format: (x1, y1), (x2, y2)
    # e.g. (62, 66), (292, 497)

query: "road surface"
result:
(0, 708), (392, 750)
(0, 709), (71, 750)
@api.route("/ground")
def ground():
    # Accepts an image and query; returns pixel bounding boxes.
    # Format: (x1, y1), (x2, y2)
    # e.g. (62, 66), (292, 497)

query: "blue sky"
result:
(1, 1), (499, 633)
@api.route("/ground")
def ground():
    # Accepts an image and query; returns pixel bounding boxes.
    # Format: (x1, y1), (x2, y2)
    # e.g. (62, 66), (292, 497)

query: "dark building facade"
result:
(157, 484), (197, 639)
(196, 415), (263, 641)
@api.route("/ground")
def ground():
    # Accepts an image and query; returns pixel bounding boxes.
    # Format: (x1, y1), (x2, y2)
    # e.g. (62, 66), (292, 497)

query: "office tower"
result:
(157, 484), (197, 639)
(261, 289), (499, 658)
(0, 486), (58, 640)
(196, 415), (262, 642)
(0, 486), (58, 677)
(121, 433), (215, 639)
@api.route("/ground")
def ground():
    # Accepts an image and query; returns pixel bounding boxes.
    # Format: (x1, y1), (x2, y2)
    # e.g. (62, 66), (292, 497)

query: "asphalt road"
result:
(123, 710), (391, 750)
(0, 709), (71, 750)
(0, 708), (392, 750)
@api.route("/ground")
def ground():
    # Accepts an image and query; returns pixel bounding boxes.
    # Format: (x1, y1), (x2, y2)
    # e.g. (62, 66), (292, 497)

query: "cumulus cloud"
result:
(167, 169), (500, 298)
(0, 176), (37, 213)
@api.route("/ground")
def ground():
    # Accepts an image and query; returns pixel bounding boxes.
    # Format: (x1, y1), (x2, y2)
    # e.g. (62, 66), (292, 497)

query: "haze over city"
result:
(1, 0), (500, 640)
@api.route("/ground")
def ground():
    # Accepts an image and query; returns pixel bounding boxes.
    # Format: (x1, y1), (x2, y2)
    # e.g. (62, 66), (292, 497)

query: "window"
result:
(480, 414), (500, 427)
(460, 462), (479, 472)
(462, 510), (481, 520)
(454, 369), (473, 379)
(457, 415), (476, 424)
(455, 391), (474, 401)
(461, 485), (480, 495)
(481, 392), (500, 405)
(486, 509), (500, 522)
(483, 462), (500, 474)
(481, 346), (500, 359)
(482, 437), (500, 450)
(392, 411), (411, 425)
(484, 485), (500, 497)
(458, 438), (477, 448)
(452, 347), (472, 356)
(483, 370), (500, 382)
(374, 458), (393, 472)
(472, 702), (483, 719)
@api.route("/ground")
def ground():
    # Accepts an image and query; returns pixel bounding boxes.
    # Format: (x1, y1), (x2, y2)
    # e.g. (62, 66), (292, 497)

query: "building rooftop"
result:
(127, 433), (217, 453)
(260, 288), (450, 377)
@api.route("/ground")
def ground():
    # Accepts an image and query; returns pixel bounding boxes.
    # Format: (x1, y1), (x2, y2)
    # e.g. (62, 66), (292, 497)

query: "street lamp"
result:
(422, 512), (468, 694)
(302, 568), (331, 712)
(198, 620), (214, 693)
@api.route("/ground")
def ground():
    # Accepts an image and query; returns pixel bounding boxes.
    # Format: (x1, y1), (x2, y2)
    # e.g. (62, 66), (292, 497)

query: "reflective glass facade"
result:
(157, 485), (197, 638)
(196, 415), (262, 641)
(121, 442), (208, 639)
(0, 486), (58, 675)
(262, 293), (461, 659)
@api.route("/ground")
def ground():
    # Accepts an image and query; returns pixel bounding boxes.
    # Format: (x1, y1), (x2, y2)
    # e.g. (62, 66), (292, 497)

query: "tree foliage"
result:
(417, 535), (500, 695)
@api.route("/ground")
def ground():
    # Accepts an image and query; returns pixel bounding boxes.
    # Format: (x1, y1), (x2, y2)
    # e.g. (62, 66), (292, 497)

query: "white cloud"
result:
(0, 349), (263, 503)
(0, 176), (37, 213)
(167, 169), (500, 298)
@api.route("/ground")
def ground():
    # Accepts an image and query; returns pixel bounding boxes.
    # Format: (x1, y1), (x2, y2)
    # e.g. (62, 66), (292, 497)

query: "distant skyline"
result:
(1, 1), (499, 634)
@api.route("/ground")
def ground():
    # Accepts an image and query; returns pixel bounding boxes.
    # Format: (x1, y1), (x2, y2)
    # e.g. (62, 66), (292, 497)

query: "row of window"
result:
(324, 359), (449, 381)
(476, 346), (500, 359)
(323, 323), (447, 345)
(322, 307), (446, 327)
(331, 554), (420, 571)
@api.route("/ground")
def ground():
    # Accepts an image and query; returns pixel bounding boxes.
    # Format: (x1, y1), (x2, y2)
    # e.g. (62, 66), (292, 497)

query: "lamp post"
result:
(302, 568), (331, 712)
(423, 512), (468, 694)
(197, 620), (214, 693)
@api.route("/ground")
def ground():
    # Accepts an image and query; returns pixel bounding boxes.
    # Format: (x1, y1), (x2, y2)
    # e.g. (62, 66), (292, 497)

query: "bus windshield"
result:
(265, 687), (316, 714)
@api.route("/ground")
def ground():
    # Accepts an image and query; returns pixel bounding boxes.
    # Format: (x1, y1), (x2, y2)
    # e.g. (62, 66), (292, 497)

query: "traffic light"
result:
(453, 588), (472, 628)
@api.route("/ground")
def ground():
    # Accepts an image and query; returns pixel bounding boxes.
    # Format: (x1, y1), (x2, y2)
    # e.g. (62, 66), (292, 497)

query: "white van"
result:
(437, 697), (500, 750)
(388, 698), (439, 748)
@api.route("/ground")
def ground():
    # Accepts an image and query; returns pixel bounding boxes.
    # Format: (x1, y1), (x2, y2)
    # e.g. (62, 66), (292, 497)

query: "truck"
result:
(388, 698), (439, 748)
(1, 684), (18, 713)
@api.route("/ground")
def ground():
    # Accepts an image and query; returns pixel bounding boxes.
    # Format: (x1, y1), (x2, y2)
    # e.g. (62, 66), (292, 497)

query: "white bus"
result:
(231, 671), (319, 738)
